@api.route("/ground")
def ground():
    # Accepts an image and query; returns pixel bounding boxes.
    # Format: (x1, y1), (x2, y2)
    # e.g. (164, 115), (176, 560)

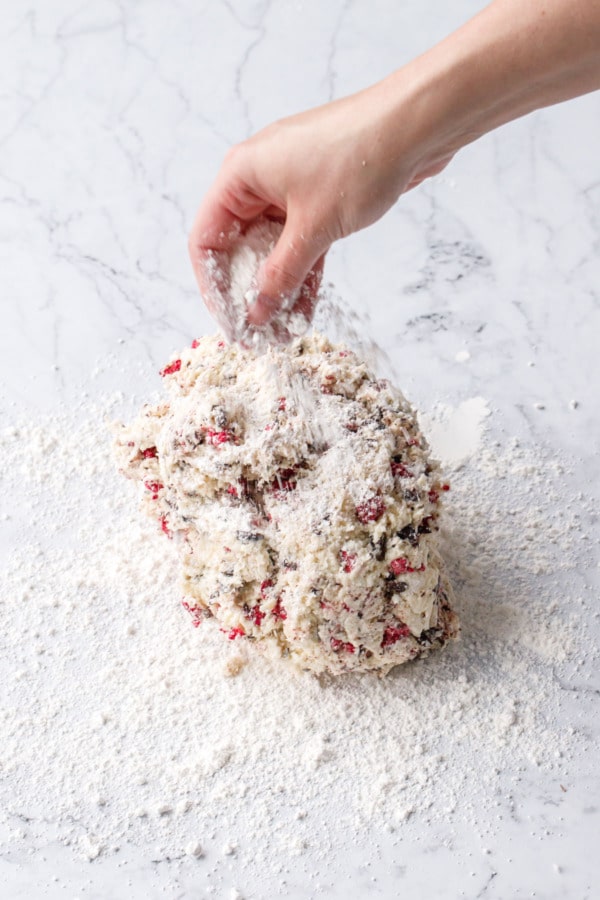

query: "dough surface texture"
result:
(115, 333), (458, 675)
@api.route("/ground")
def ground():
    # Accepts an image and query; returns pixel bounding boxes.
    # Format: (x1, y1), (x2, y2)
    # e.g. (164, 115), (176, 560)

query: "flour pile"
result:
(114, 333), (457, 674)
(0, 376), (594, 894)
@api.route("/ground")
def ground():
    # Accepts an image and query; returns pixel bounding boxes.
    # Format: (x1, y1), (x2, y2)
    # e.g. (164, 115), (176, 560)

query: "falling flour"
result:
(202, 219), (311, 350)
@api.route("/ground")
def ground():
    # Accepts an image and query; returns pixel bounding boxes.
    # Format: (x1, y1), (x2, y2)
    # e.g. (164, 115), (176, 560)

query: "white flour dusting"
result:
(113, 332), (458, 675)
(0, 367), (595, 894)
(420, 397), (491, 468)
(204, 219), (310, 350)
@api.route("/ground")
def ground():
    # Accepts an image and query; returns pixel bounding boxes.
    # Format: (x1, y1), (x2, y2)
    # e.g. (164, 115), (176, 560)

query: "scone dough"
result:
(115, 333), (458, 675)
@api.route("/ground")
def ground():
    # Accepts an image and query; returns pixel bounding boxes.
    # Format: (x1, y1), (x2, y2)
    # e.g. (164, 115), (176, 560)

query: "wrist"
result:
(378, 0), (600, 174)
(377, 35), (503, 167)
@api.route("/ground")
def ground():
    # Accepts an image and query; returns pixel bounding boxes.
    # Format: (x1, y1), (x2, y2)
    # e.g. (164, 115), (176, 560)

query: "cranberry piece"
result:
(355, 496), (386, 524)
(389, 558), (425, 575)
(205, 428), (234, 446)
(381, 623), (411, 648)
(340, 550), (357, 573)
(142, 446), (158, 459)
(442, 483), (450, 491)
(428, 490), (440, 503)
(227, 626), (245, 640)
(182, 601), (202, 628)
(389, 557), (409, 575)
(278, 397), (286, 411)
(227, 485), (238, 497)
(217, 340), (225, 349)
(144, 480), (163, 499)
(271, 468), (297, 494)
(160, 515), (172, 538)
(271, 598), (287, 621)
(160, 359), (181, 376)
(244, 604), (265, 627)
(391, 461), (413, 478)
(191, 339), (200, 349)
(330, 637), (355, 654)
(260, 579), (273, 599)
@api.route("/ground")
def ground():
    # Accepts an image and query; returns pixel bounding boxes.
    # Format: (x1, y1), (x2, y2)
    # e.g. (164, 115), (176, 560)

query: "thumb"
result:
(248, 215), (328, 327)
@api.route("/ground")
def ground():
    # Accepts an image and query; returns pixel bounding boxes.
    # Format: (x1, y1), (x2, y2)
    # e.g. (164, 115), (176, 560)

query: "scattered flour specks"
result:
(0, 377), (596, 894)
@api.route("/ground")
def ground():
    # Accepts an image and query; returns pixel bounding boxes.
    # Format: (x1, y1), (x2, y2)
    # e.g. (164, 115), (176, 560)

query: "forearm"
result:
(378, 0), (600, 167)
(190, 0), (600, 332)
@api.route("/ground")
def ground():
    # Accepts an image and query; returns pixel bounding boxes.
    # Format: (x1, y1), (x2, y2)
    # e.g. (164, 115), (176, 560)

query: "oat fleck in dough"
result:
(114, 333), (458, 675)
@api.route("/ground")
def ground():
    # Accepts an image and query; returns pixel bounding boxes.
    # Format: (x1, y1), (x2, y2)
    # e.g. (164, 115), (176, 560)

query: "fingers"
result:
(188, 147), (271, 303)
(289, 253), (325, 322)
(248, 217), (329, 327)
(189, 145), (269, 254)
(188, 193), (241, 335)
(188, 162), (273, 339)
(188, 141), (328, 338)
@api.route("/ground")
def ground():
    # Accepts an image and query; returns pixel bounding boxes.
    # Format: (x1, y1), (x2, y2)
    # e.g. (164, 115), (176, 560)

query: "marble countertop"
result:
(1, 1), (599, 898)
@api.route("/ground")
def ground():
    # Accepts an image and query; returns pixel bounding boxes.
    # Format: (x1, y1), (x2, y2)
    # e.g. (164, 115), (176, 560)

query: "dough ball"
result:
(114, 332), (458, 675)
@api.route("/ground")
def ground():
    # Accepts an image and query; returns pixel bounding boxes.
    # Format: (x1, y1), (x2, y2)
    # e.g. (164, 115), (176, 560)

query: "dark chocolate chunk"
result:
(417, 627), (442, 646)
(370, 534), (387, 561)
(383, 580), (408, 599)
(236, 531), (264, 542)
(397, 524), (419, 546)
(214, 407), (228, 429)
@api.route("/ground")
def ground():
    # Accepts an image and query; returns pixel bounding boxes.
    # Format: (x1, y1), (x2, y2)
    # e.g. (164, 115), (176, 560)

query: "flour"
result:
(0, 366), (594, 892)
(114, 332), (457, 674)
(204, 219), (310, 351)
(420, 397), (491, 469)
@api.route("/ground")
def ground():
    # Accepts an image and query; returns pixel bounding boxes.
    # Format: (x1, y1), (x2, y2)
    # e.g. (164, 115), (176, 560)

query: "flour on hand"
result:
(203, 219), (311, 351)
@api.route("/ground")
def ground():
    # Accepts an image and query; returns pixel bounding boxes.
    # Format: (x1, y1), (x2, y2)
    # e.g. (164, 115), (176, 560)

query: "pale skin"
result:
(189, 0), (600, 337)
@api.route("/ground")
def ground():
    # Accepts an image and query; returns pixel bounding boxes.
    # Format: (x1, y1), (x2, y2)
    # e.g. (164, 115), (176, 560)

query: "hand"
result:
(189, 80), (454, 335)
(189, 0), (600, 340)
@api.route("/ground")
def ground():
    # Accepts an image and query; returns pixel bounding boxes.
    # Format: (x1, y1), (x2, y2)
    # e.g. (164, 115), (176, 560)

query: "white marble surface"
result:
(1, 1), (599, 898)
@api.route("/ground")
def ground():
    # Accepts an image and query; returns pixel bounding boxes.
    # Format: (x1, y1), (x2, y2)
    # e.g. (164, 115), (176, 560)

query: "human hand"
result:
(189, 80), (454, 338)
(190, 0), (600, 341)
